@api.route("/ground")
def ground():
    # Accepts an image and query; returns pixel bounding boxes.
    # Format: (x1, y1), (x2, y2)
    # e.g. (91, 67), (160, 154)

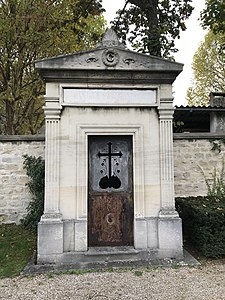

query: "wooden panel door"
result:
(88, 136), (133, 247)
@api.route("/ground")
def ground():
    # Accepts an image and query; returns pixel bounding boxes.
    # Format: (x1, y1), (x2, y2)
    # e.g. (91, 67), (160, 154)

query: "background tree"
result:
(0, 0), (105, 134)
(111, 0), (193, 58)
(200, 0), (225, 34)
(187, 31), (225, 106)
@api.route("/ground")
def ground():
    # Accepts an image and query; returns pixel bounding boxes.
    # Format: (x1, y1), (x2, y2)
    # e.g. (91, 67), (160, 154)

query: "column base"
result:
(158, 212), (183, 259)
(134, 218), (148, 249)
(159, 208), (179, 218)
(37, 214), (63, 264)
(40, 212), (62, 222)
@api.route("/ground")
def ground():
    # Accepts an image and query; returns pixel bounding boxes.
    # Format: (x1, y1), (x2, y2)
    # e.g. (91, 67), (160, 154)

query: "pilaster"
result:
(158, 98), (178, 217)
(158, 98), (183, 258)
(37, 96), (63, 263)
(41, 96), (62, 221)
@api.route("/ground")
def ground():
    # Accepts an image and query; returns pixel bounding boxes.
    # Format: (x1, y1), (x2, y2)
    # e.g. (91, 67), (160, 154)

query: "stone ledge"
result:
(0, 135), (45, 142)
(174, 132), (225, 140)
(1, 133), (224, 141)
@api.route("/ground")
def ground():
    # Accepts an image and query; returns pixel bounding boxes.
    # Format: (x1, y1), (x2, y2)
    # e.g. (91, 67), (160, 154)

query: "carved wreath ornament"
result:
(102, 49), (119, 67)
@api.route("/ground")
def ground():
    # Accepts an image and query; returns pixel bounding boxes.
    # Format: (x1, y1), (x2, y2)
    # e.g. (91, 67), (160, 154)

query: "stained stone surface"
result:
(35, 28), (183, 263)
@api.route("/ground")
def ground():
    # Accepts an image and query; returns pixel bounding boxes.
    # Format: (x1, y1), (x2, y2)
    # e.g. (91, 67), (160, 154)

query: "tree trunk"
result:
(129, 0), (161, 56)
(5, 100), (14, 135)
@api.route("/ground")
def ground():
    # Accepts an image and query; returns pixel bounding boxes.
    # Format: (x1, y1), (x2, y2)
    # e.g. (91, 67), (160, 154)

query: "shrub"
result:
(21, 155), (45, 231)
(176, 196), (225, 258)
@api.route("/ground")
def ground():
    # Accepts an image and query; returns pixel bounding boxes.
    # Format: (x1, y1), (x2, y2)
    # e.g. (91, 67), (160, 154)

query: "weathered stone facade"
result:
(0, 136), (44, 223)
(1, 134), (224, 224)
(36, 28), (183, 262)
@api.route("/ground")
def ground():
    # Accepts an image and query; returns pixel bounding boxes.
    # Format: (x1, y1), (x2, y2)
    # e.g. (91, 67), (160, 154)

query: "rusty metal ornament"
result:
(102, 49), (119, 67)
(98, 142), (122, 189)
(106, 213), (115, 225)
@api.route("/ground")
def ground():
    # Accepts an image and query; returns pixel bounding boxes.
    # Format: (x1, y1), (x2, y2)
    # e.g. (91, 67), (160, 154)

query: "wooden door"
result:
(88, 136), (133, 247)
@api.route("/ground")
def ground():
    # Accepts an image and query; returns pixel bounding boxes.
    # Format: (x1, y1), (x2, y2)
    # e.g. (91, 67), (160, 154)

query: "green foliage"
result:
(134, 270), (143, 276)
(21, 155), (45, 231)
(178, 161), (225, 257)
(201, 0), (225, 34)
(176, 196), (225, 258)
(187, 31), (225, 106)
(0, 0), (105, 134)
(173, 120), (184, 133)
(204, 160), (225, 200)
(0, 224), (36, 278)
(210, 141), (222, 153)
(111, 0), (193, 58)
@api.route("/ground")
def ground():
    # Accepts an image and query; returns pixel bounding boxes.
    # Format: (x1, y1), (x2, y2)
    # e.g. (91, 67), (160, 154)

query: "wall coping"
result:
(0, 135), (45, 142)
(174, 133), (225, 140)
(0, 133), (224, 142)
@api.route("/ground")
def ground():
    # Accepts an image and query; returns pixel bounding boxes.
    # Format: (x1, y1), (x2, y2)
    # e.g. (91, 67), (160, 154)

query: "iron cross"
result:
(98, 142), (122, 178)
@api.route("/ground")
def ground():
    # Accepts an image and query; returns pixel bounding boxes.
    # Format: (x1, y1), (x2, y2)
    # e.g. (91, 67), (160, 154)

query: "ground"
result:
(0, 260), (225, 299)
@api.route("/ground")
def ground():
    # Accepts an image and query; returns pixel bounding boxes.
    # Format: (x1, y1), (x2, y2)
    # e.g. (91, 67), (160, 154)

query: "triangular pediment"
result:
(35, 29), (183, 74)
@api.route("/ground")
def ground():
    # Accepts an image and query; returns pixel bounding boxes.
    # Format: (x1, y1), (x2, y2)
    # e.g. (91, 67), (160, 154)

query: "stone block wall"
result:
(174, 133), (225, 197)
(1, 133), (225, 223)
(0, 136), (45, 223)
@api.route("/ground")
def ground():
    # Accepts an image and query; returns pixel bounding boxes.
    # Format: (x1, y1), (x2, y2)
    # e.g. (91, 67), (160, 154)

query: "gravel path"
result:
(0, 261), (225, 300)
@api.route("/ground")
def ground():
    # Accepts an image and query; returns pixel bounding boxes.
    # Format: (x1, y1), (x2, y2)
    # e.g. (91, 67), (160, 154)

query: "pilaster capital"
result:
(158, 109), (174, 120)
(159, 97), (174, 105)
(43, 96), (62, 119)
(158, 98), (174, 119)
(44, 107), (62, 119)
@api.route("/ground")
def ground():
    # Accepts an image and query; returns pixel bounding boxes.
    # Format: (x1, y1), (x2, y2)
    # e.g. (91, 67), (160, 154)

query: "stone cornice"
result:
(38, 69), (182, 85)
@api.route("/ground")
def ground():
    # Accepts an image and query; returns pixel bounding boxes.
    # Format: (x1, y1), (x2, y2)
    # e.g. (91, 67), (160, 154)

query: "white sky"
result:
(102, 0), (207, 106)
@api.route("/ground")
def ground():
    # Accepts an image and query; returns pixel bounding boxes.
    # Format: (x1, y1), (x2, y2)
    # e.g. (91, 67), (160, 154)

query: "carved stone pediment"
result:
(35, 28), (183, 85)
(98, 28), (125, 49)
(36, 29), (183, 73)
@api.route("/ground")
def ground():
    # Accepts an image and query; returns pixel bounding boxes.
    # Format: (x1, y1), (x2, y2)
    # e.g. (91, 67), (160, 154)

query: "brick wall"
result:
(0, 133), (224, 224)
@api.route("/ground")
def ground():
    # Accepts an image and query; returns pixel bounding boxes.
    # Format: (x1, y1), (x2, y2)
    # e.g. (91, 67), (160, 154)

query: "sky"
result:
(102, 0), (207, 106)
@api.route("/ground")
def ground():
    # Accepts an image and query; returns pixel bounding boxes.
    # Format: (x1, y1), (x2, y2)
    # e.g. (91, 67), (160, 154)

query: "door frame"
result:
(74, 125), (145, 251)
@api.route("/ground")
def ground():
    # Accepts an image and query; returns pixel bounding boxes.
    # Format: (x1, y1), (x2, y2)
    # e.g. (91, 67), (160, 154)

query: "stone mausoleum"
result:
(35, 29), (183, 265)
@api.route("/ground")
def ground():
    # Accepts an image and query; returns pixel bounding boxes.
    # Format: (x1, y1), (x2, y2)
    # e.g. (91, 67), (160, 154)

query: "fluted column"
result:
(41, 97), (62, 221)
(158, 99), (178, 217)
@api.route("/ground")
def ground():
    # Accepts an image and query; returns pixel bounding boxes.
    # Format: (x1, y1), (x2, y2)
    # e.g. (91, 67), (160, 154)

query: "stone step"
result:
(85, 246), (139, 255)
(21, 249), (199, 275)
(61, 247), (143, 264)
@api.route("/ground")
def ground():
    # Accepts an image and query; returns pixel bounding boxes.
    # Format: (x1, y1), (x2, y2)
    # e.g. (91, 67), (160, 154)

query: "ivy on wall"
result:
(21, 155), (45, 231)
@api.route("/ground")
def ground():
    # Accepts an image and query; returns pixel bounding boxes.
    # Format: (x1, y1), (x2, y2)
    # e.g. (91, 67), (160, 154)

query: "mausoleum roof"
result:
(35, 29), (183, 84)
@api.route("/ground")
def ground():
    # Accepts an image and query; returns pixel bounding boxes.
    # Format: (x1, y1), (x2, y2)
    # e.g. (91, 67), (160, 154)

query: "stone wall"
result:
(1, 133), (225, 223)
(174, 133), (225, 197)
(0, 136), (45, 223)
